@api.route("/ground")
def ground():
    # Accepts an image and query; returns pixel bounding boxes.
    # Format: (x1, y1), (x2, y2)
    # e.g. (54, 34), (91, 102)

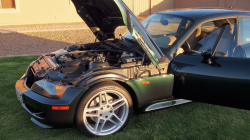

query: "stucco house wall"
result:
(0, 0), (82, 26)
(0, 0), (249, 26)
(176, 0), (250, 10)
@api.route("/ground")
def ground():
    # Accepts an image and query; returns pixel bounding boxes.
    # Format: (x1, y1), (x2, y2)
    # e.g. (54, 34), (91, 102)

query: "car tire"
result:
(75, 81), (133, 137)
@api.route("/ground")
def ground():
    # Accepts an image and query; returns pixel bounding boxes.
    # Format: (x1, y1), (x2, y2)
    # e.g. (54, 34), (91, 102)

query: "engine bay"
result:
(26, 38), (168, 87)
(56, 39), (145, 74)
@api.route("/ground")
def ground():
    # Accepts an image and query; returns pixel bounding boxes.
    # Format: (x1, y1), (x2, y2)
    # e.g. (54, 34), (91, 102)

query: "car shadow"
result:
(0, 26), (128, 57)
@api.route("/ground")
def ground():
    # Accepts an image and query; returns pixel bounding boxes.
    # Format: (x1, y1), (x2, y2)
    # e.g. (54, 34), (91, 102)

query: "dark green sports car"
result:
(15, 0), (250, 137)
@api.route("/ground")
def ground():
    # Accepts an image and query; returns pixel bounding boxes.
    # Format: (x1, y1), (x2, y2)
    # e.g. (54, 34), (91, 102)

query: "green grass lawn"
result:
(1, 56), (250, 140)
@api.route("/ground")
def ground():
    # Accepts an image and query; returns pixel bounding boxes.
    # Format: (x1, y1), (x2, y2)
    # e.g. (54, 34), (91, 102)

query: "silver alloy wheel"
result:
(83, 90), (129, 136)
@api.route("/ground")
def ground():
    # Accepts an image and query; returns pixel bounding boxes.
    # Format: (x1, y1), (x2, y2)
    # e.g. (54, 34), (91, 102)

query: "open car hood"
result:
(72, 0), (164, 66)
(71, 0), (125, 41)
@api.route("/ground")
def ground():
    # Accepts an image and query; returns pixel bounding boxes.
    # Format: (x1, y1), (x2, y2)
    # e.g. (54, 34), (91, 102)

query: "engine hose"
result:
(137, 69), (151, 78)
(157, 68), (162, 76)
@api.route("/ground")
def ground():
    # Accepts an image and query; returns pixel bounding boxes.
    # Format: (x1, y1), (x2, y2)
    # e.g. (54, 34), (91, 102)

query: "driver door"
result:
(171, 17), (250, 110)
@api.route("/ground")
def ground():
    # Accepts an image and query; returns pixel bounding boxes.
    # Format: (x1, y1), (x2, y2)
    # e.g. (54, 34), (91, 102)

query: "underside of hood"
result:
(72, 0), (125, 41)
(72, 0), (165, 67)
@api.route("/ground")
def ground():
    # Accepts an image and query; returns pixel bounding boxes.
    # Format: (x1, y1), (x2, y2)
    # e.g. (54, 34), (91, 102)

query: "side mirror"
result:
(201, 48), (212, 64)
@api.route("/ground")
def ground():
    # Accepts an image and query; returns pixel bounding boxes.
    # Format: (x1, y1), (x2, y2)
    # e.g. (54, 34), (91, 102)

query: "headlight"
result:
(31, 80), (68, 99)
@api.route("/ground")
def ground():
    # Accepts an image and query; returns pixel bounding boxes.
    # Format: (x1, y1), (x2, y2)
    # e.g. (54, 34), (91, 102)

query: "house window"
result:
(0, 0), (15, 9)
(0, 0), (20, 13)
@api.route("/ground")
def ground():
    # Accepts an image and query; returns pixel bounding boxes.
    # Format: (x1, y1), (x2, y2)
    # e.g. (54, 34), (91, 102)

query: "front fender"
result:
(75, 73), (129, 87)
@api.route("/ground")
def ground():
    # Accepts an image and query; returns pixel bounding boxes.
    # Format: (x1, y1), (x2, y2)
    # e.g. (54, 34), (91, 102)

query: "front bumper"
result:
(15, 77), (89, 128)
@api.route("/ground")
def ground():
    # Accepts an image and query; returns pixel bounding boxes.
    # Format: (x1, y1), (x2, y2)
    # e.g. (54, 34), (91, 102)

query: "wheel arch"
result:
(86, 80), (140, 113)
(76, 73), (129, 87)
(114, 80), (139, 113)
(78, 78), (140, 113)
(74, 80), (133, 137)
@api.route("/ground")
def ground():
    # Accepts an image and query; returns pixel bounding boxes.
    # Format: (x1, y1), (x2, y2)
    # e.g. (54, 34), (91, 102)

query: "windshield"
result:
(124, 14), (192, 49)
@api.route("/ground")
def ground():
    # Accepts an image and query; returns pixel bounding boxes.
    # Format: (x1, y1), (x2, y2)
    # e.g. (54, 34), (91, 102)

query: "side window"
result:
(191, 20), (225, 53)
(186, 17), (250, 58)
(192, 28), (221, 52)
(190, 18), (236, 56)
(231, 17), (250, 58)
(239, 17), (250, 45)
(201, 21), (217, 34)
(214, 20), (236, 57)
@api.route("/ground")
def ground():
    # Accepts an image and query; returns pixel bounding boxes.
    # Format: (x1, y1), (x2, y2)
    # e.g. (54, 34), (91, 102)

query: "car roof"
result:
(158, 8), (250, 19)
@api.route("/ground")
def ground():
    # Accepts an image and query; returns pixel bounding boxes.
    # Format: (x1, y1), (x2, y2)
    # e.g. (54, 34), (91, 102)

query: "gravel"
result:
(0, 17), (147, 57)
(0, 25), (128, 57)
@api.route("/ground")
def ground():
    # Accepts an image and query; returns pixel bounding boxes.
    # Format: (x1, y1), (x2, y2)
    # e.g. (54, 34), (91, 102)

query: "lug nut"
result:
(105, 116), (108, 118)
(110, 111), (112, 113)
(100, 107), (103, 110)
(100, 114), (102, 117)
